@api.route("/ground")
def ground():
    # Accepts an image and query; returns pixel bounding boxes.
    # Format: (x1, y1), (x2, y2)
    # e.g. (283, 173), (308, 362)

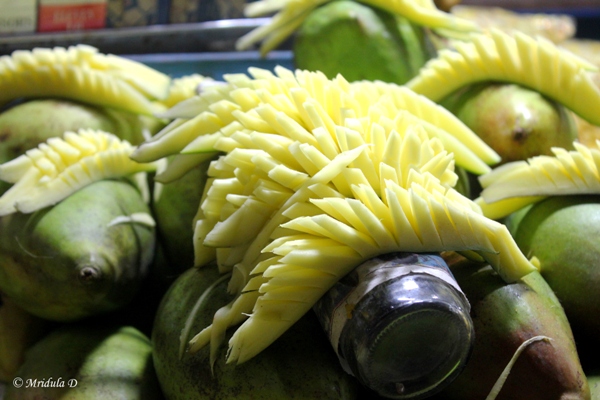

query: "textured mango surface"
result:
(0, 129), (158, 215)
(0, 45), (171, 115)
(476, 140), (600, 219)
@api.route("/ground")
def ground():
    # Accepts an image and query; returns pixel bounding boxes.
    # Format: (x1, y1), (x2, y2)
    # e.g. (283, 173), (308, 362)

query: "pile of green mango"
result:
(295, 3), (600, 399)
(0, 95), (358, 399)
(1, 1), (600, 400)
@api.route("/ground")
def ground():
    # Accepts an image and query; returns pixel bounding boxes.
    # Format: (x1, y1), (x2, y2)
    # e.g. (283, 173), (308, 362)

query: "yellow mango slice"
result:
(475, 141), (600, 219)
(132, 66), (495, 176)
(158, 74), (212, 108)
(187, 122), (533, 365)
(0, 129), (158, 215)
(0, 45), (170, 115)
(406, 29), (600, 125)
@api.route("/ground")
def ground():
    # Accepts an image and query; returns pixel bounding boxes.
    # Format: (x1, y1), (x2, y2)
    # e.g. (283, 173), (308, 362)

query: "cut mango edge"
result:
(0, 45), (170, 115)
(406, 28), (600, 126)
(236, 0), (481, 54)
(0, 129), (159, 216)
(475, 140), (600, 219)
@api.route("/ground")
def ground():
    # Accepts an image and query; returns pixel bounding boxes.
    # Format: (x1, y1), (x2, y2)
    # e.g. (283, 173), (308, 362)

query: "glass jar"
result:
(313, 252), (474, 399)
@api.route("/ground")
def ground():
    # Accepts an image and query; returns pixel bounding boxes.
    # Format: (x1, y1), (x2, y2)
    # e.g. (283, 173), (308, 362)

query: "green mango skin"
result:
(588, 374), (600, 400)
(152, 265), (360, 400)
(4, 324), (163, 400)
(510, 195), (600, 363)
(0, 98), (156, 159)
(0, 180), (156, 321)
(441, 83), (578, 164)
(0, 294), (53, 383)
(431, 257), (589, 400)
(151, 158), (211, 274)
(0, 99), (164, 194)
(293, 1), (435, 84)
(107, 157), (214, 339)
(454, 165), (472, 199)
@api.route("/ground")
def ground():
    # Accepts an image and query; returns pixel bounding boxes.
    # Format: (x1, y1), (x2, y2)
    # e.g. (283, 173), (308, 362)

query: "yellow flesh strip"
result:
(475, 141), (600, 219)
(407, 29), (600, 125)
(0, 130), (157, 216)
(0, 45), (170, 114)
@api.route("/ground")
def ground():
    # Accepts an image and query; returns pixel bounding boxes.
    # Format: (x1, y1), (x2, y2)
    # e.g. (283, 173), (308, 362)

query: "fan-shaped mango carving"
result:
(131, 67), (498, 176)
(0, 129), (158, 215)
(406, 29), (600, 125)
(476, 141), (600, 219)
(0, 45), (170, 115)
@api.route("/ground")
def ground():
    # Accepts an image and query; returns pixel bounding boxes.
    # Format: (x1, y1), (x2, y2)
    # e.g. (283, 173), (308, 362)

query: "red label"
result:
(38, 3), (106, 32)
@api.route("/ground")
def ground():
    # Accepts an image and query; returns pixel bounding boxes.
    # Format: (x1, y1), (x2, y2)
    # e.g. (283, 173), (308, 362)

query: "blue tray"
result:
(127, 50), (295, 80)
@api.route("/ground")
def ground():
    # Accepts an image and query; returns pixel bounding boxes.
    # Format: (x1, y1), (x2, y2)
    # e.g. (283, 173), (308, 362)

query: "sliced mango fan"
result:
(235, 0), (481, 55)
(406, 28), (600, 126)
(0, 44), (171, 115)
(476, 140), (600, 220)
(0, 129), (159, 216)
(131, 66), (536, 366)
(132, 67), (500, 176)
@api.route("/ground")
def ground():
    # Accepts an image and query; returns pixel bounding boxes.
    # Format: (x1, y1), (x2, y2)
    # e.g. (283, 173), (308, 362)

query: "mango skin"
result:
(151, 159), (211, 274)
(0, 98), (163, 194)
(508, 195), (600, 372)
(152, 265), (360, 400)
(0, 179), (155, 321)
(588, 374), (600, 400)
(0, 294), (53, 383)
(293, 1), (434, 84)
(431, 255), (589, 400)
(510, 195), (600, 340)
(441, 83), (578, 164)
(4, 324), (163, 400)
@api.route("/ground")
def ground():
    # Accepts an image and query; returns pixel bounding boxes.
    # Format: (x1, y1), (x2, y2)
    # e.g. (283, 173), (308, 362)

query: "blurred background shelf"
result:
(0, 18), (271, 56)
(0, 3), (598, 57)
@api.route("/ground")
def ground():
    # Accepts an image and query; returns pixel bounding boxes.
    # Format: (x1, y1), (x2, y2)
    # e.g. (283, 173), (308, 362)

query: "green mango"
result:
(151, 158), (212, 274)
(508, 195), (600, 368)
(4, 324), (163, 400)
(431, 255), (589, 400)
(152, 265), (360, 400)
(454, 165), (472, 199)
(0, 98), (159, 158)
(0, 294), (53, 383)
(588, 374), (600, 400)
(441, 82), (578, 164)
(106, 159), (214, 339)
(0, 179), (156, 321)
(293, 0), (435, 84)
(0, 99), (164, 194)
